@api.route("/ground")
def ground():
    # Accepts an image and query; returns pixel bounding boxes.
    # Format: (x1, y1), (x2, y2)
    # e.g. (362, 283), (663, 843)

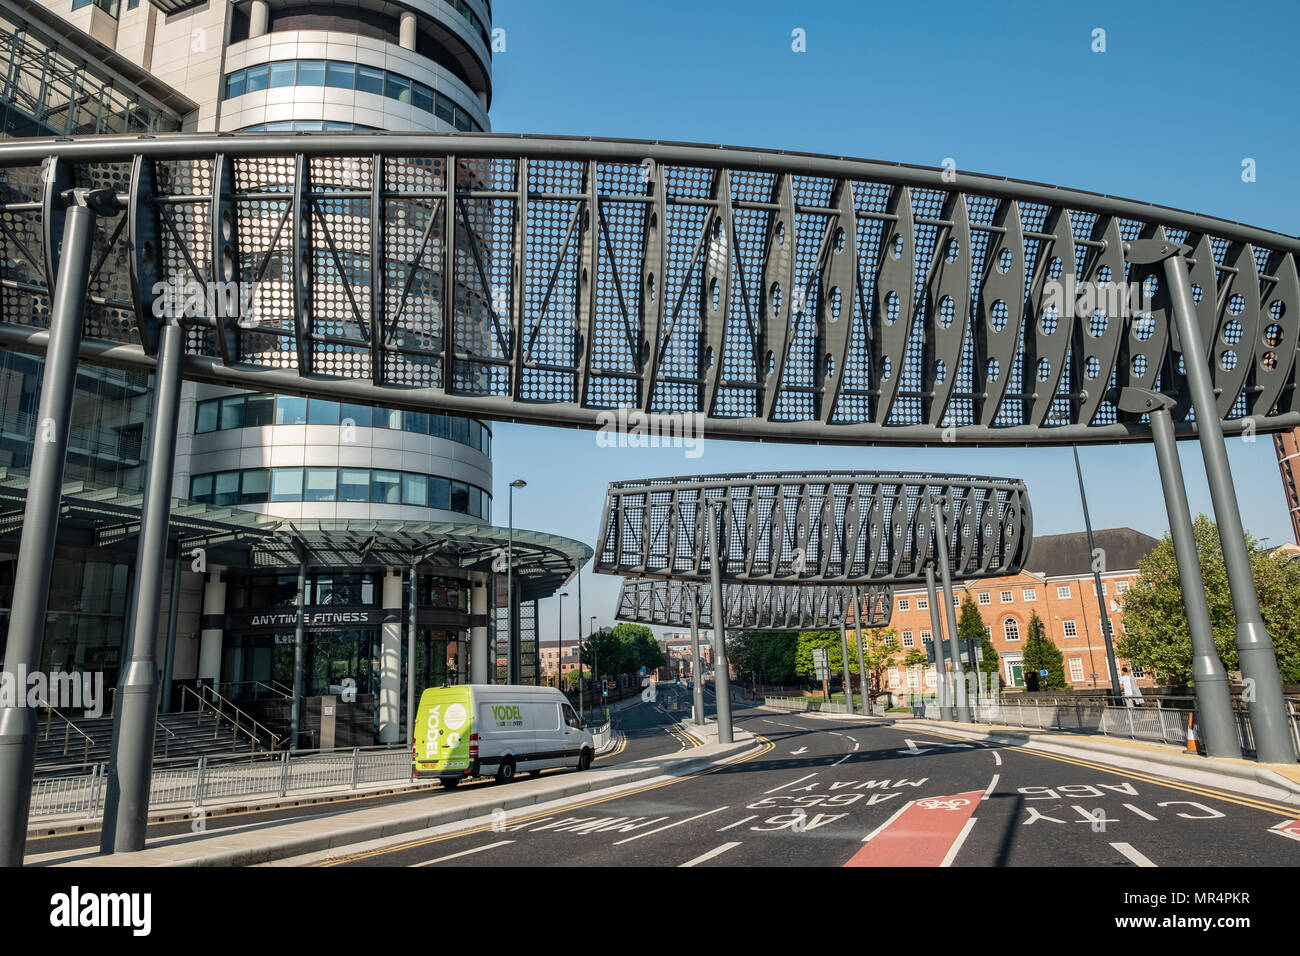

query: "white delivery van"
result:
(412, 684), (595, 789)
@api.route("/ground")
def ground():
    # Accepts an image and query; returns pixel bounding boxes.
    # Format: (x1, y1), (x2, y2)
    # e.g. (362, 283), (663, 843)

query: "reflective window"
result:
(339, 468), (370, 502)
(245, 64), (270, 93)
(218, 396), (245, 430)
(307, 399), (340, 425)
(402, 472), (427, 506)
(304, 468), (337, 502)
(339, 403), (372, 429)
(240, 469), (270, 504)
(372, 470), (401, 504)
(271, 468), (304, 501)
(325, 62), (355, 88)
(356, 65), (385, 96)
(296, 60), (327, 86)
(276, 395), (307, 425)
(428, 477), (450, 510)
(268, 61), (297, 88)
(213, 471), (240, 507)
(195, 401), (219, 433)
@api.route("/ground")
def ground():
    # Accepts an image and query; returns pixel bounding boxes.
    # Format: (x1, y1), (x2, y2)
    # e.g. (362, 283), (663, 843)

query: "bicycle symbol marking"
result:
(918, 798), (971, 811)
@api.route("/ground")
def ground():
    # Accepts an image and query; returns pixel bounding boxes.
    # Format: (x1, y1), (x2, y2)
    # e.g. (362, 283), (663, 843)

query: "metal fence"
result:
(926, 694), (1300, 760)
(29, 746), (416, 821)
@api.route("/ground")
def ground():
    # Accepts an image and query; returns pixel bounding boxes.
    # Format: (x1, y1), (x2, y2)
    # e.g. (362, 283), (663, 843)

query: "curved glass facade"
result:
(189, 466), (491, 518)
(193, 393), (491, 456)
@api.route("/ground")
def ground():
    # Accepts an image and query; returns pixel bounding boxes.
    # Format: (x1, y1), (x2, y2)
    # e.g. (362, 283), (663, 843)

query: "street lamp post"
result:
(557, 591), (569, 690)
(506, 479), (526, 684)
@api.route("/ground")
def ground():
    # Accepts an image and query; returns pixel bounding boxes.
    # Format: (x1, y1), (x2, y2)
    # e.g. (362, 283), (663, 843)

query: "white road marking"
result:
(612, 806), (730, 845)
(1124, 803), (1158, 821)
(991, 750), (1002, 766)
(764, 772), (818, 795)
(790, 746), (809, 755)
(940, 817), (978, 867)
(982, 774), (999, 801)
(1267, 820), (1300, 843)
(717, 814), (757, 832)
(1111, 842), (1158, 867)
(680, 842), (742, 867)
(861, 801), (915, 843)
(412, 839), (514, 867)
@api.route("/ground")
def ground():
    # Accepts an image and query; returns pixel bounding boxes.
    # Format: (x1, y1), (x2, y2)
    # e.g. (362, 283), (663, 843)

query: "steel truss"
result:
(614, 576), (893, 631)
(0, 134), (1296, 444)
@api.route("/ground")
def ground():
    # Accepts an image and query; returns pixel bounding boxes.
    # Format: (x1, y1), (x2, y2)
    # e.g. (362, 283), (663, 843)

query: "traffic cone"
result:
(1182, 712), (1205, 755)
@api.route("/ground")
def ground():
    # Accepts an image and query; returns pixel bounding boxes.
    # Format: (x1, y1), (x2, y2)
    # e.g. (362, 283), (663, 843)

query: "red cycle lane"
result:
(844, 789), (985, 867)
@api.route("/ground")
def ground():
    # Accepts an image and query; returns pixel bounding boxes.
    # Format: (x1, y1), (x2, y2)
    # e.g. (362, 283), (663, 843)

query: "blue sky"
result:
(485, 0), (1300, 644)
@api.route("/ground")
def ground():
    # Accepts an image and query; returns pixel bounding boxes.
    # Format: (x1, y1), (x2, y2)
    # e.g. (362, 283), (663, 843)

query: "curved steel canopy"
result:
(594, 471), (1032, 585)
(615, 576), (894, 632)
(0, 133), (1296, 445)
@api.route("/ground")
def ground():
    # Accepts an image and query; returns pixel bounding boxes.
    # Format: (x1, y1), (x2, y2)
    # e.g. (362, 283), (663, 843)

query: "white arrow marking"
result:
(790, 747), (808, 755)
(896, 739), (934, 755)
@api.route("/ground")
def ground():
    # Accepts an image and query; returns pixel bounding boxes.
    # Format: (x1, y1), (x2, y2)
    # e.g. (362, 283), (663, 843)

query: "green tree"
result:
(751, 632), (798, 684)
(1021, 611), (1067, 689)
(1117, 514), (1300, 684)
(794, 630), (842, 679)
(957, 593), (1001, 682)
(854, 627), (898, 699)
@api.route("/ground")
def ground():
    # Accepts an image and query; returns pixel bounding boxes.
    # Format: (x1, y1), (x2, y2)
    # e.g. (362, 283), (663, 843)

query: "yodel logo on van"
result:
(490, 704), (522, 722)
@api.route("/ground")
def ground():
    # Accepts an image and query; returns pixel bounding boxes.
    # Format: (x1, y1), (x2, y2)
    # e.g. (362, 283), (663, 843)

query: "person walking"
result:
(1119, 666), (1144, 708)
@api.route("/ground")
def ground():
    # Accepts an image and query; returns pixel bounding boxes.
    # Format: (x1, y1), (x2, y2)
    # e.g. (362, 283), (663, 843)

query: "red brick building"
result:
(852, 528), (1161, 695)
(1274, 428), (1300, 544)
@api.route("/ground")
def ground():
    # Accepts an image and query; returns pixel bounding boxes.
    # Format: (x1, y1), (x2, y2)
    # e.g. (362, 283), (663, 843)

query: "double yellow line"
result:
(319, 732), (774, 866)
(910, 727), (1300, 819)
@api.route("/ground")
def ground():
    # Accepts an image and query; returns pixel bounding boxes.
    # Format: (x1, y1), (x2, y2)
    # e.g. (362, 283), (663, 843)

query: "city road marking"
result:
(411, 839), (514, 867)
(1111, 842), (1157, 867)
(611, 806), (730, 846)
(861, 802), (913, 843)
(1268, 819), (1300, 843)
(765, 773), (818, 795)
(991, 750), (1002, 766)
(717, 815), (756, 832)
(940, 817), (978, 867)
(680, 842), (742, 867)
(1125, 803), (1158, 821)
(845, 790), (984, 867)
(982, 774), (999, 801)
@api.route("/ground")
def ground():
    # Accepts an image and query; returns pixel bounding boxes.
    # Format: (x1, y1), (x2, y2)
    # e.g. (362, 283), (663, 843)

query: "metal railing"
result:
(177, 685), (281, 752)
(214, 679), (292, 701)
(37, 702), (96, 763)
(762, 695), (853, 715)
(28, 745), (417, 820)
(921, 693), (1300, 760)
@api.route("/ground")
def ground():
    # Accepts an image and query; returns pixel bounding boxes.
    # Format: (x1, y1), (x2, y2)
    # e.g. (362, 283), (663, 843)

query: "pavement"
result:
(25, 698), (755, 868)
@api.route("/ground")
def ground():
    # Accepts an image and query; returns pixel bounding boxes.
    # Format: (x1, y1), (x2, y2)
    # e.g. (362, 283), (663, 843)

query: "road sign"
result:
(638, 666), (646, 678)
(1040, 669), (1048, 677)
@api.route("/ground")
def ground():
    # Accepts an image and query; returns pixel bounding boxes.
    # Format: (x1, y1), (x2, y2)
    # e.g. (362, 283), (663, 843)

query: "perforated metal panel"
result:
(2, 133), (1297, 445)
(594, 471), (1031, 584)
(614, 577), (893, 631)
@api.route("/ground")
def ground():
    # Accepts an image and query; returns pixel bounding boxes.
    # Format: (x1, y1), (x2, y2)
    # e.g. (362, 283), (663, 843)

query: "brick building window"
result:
(1003, 619), (1020, 641)
(978, 592), (990, 605)
(917, 597), (929, 610)
(898, 598), (910, 611)
(920, 629), (931, 642)
(1069, 658), (1085, 682)
(1057, 586), (1071, 599)
(1023, 587), (1036, 601)
(902, 630), (914, 647)
(1062, 620), (1077, 638)
(1000, 590), (1013, 603)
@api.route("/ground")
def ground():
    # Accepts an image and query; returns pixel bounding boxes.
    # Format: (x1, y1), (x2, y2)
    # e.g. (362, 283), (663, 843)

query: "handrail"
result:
(216, 679), (291, 700)
(178, 685), (278, 751)
(153, 719), (177, 759)
(199, 684), (283, 750)
(36, 700), (95, 762)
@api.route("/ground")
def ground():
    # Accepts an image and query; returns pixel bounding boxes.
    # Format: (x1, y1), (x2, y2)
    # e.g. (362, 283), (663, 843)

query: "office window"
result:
(339, 468), (370, 502)
(1116, 581), (1131, 594)
(304, 468), (337, 502)
(195, 400), (219, 433)
(245, 64), (270, 93)
(1000, 590), (1013, 604)
(1003, 619), (1020, 642)
(276, 395), (308, 425)
(325, 62), (356, 88)
(1022, 587), (1036, 601)
(920, 629), (931, 643)
(428, 477), (451, 509)
(402, 472), (427, 506)
(917, 597), (928, 610)
(190, 474), (213, 504)
(372, 470), (401, 504)
(358, 65), (387, 96)
(244, 394), (275, 427)
(339, 403), (372, 429)
(452, 417), (470, 446)
(268, 61), (297, 88)
(898, 598), (910, 611)
(430, 414), (450, 439)
(218, 395), (245, 430)
(978, 592), (990, 605)
(1057, 586), (1072, 599)
(1062, 620), (1078, 638)
(307, 399), (340, 425)
(270, 468), (304, 501)
(383, 72), (410, 102)
(450, 480), (470, 513)
(297, 60), (327, 86)
(239, 468), (270, 505)
(1069, 658), (1085, 682)
(213, 471), (240, 507)
(902, 630), (914, 648)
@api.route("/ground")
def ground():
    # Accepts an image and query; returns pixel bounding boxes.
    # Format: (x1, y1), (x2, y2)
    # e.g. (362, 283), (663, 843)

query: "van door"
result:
(560, 702), (585, 766)
(479, 698), (534, 776)
(518, 700), (563, 771)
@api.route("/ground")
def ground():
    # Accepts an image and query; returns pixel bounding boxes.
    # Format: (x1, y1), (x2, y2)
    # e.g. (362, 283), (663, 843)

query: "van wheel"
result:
(440, 778), (460, 790)
(495, 758), (516, 783)
(577, 748), (593, 772)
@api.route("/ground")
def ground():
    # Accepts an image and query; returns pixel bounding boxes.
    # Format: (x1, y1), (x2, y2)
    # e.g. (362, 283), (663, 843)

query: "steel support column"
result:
(0, 196), (100, 867)
(1073, 447), (1122, 699)
(839, 619), (854, 716)
(100, 317), (185, 854)
(290, 548), (306, 750)
(160, 541), (182, 713)
(853, 587), (869, 716)
(707, 501), (734, 744)
(1162, 250), (1295, 764)
(690, 588), (706, 726)
(407, 563), (417, 742)
(925, 566), (952, 720)
(932, 499), (970, 722)
(1118, 388), (1241, 759)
